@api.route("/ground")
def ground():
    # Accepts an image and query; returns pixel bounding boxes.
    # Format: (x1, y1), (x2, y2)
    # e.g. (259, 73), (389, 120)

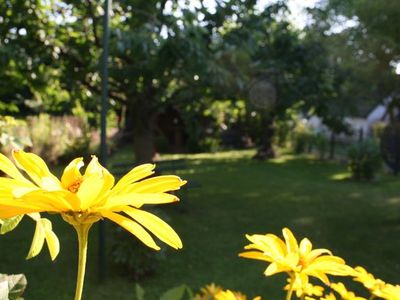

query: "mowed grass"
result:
(1, 150), (400, 299)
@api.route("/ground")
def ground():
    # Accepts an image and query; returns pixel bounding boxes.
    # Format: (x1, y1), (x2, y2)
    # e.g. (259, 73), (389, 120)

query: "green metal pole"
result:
(99, 0), (111, 282)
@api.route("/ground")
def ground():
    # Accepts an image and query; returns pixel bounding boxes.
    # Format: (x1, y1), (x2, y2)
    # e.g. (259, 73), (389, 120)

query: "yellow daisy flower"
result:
(0, 150), (186, 300)
(239, 227), (353, 287)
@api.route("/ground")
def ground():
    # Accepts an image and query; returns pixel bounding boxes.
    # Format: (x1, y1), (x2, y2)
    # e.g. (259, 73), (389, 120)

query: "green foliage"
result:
(0, 116), (31, 152)
(0, 274), (27, 300)
(0, 216), (23, 235)
(347, 139), (381, 180)
(27, 114), (91, 163)
(135, 284), (193, 300)
(309, 0), (400, 120)
(292, 120), (313, 154)
(312, 133), (329, 160)
(110, 210), (168, 280)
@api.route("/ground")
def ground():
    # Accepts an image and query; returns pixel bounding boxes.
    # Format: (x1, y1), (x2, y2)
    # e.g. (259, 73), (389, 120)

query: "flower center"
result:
(299, 257), (308, 269)
(67, 177), (83, 193)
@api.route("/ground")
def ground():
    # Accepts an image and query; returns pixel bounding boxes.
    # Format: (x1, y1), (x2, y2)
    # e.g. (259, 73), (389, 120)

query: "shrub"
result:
(347, 139), (381, 180)
(292, 126), (313, 154)
(0, 116), (31, 153)
(311, 132), (329, 160)
(109, 208), (169, 280)
(27, 114), (92, 163)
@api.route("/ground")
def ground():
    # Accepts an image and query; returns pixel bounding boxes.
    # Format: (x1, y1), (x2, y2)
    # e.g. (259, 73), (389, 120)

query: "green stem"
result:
(286, 274), (295, 300)
(73, 223), (92, 300)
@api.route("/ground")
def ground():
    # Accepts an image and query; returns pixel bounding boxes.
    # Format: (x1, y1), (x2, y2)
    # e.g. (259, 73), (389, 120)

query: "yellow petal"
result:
(0, 200), (46, 219)
(0, 153), (31, 183)
(239, 251), (273, 262)
(76, 175), (106, 210)
(101, 193), (178, 210)
(102, 211), (160, 250)
(245, 234), (287, 258)
(26, 218), (46, 259)
(84, 156), (114, 191)
(299, 238), (312, 256)
(264, 262), (291, 276)
(12, 150), (61, 190)
(61, 157), (84, 189)
(27, 213), (40, 221)
(124, 208), (182, 249)
(303, 269), (330, 285)
(41, 218), (60, 260)
(283, 227), (299, 254)
(306, 248), (332, 262)
(127, 175), (186, 193)
(21, 190), (74, 211)
(112, 164), (155, 194)
(0, 178), (37, 197)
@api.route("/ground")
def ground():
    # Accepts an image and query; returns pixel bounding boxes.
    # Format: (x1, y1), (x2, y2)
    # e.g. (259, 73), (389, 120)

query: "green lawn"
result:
(1, 150), (400, 299)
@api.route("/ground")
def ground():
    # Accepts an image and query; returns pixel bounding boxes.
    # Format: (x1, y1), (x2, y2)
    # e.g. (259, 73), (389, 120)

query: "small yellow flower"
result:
(330, 282), (366, 300)
(239, 228), (353, 286)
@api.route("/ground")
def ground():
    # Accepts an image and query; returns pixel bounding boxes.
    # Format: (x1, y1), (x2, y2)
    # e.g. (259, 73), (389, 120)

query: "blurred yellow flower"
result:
(352, 266), (389, 299)
(195, 283), (224, 300)
(330, 282), (366, 300)
(239, 227), (353, 287)
(214, 289), (261, 300)
(0, 150), (186, 300)
(215, 290), (242, 300)
(378, 283), (400, 300)
(284, 278), (324, 298)
(321, 293), (337, 300)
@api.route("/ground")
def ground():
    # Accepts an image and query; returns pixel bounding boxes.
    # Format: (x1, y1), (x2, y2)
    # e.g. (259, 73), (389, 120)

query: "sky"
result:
(192, 0), (321, 29)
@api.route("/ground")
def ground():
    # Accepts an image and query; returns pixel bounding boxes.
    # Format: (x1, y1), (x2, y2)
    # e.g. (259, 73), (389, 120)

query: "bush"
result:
(109, 209), (168, 280)
(27, 114), (92, 163)
(311, 132), (329, 160)
(0, 116), (31, 153)
(347, 139), (381, 180)
(292, 127), (313, 154)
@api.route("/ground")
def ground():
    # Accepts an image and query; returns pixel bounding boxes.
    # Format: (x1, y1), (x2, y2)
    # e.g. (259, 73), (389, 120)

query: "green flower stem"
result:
(286, 274), (295, 300)
(73, 223), (93, 300)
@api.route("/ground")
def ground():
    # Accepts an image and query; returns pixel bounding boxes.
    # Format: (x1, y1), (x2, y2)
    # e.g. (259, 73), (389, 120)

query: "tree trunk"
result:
(253, 115), (275, 160)
(133, 128), (156, 164)
(126, 101), (157, 164)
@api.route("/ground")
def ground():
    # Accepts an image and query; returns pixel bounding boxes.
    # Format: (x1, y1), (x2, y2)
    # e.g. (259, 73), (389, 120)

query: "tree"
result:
(308, 0), (400, 118)
(0, 1), (68, 115)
